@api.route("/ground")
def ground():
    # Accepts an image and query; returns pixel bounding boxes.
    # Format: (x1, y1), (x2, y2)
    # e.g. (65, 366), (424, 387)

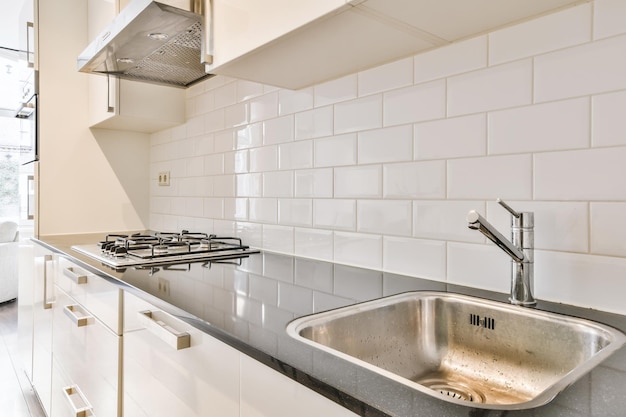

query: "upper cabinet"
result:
(86, 0), (185, 132)
(205, 0), (584, 90)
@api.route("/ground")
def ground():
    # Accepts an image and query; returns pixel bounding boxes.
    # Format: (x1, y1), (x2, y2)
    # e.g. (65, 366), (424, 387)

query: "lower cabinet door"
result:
(52, 288), (120, 417)
(123, 292), (240, 417)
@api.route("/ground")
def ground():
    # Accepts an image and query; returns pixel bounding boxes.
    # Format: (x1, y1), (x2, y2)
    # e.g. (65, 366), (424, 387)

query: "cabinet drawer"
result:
(57, 257), (121, 333)
(123, 292), (240, 417)
(53, 287), (120, 417)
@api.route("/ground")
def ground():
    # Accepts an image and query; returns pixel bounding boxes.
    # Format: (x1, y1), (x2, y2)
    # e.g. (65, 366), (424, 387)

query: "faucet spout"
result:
(467, 210), (524, 263)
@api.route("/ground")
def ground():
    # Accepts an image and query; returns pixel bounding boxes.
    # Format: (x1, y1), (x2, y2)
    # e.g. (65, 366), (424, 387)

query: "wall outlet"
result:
(158, 171), (170, 186)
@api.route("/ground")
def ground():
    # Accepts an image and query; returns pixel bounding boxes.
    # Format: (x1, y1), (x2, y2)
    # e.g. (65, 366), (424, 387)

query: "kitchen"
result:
(6, 0), (626, 416)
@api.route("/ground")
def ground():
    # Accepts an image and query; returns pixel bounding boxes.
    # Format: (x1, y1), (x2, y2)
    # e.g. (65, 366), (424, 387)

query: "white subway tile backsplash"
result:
(415, 114), (486, 160)
(295, 169), (333, 198)
(488, 98), (590, 154)
(489, 4), (592, 66)
(357, 200), (412, 236)
(358, 57), (413, 97)
(152, 1), (626, 313)
(314, 74), (357, 107)
(535, 147), (626, 200)
(413, 36), (487, 84)
(334, 95), (383, 134)
(335, 165), (382, 198)
(535, 35), (626, 102)
(314, 199), (356, 231)
(358, 125), (413, 164)
(594, 0), (626, 40)
(448, 60), (532, 116)
(383, 236), (446, 281)
(592, 91), (626, 147)
(383, 80), (446, 127)
(591, 203), (626, 257)
(314, 134), (357, 167)
(383, 161), (446, 199)
(334, 231), (382, 270)
(448, 154), (532, 200)
(295, 106), (334, 140)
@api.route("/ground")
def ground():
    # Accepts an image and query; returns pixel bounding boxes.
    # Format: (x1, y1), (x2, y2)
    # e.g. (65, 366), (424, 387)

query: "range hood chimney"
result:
(77, 0), (213, 88)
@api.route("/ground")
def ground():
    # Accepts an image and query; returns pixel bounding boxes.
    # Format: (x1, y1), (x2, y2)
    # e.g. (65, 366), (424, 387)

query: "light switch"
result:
(158, 171), (170, 186)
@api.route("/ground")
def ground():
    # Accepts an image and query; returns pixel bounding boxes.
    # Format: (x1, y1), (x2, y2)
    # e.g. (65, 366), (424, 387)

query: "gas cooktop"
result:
(72, 231), (259, 268)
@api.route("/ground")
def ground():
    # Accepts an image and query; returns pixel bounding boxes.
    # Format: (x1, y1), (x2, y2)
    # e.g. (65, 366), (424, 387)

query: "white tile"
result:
(223, 150), (248, 174)
(278, 199), (313, 227)
(204, 153), (224, 175)
(534, 35), (626, 103)
(534, 251), (626, 314)
(235, 173), (263, 197)
(186, 115), (205, 137)
(383, 237), (446, 281)
(447, 242), (510, 294)
(236, 222), (263, 249)
(263, 171), (294, 198)
(334, 165), (382, 198)
(294, 228), (334, 261)
(448, 60), (532, 116)
(314, 199), (356, 231)
(534, 147), (626, 200)
(591, 203), (626, 257)
(488, 98), (590, 154)
(235, 123), (263, 149)
(357, 200), (412, 236)
(383, 160), (445, 199)
(295, 106), (334, 140)
(262, 224), (294, 254)
(295, 168), (333, 198)
(414, 36), (487, 84)
(448, 154), (532, 200)
(213, 174), (235, 197)
(358, 57), (413, 97)
(249, 198), (277, 224)
(224, 102), (248, 128)
(249, 92), (278, 122)
(594, 0), (626, 40)
(204, 198), (224, 218)
(224, 198), (248, 220)
(383, 80), (446, 127)
(236, 80), (264, 102)
(358, 125), (413, 164)
(489, 4), (592, 65)
(592, 90), (626, 147)
(334, 95), (383, 134)
(278, 88), (313, 115)
(185, 155), (205, 176)
(263, 115), (294, 145)
(314, 74), (357, 107)
(205, 108), (225, 133)
(214, 81), (237, 108)
(278, 140), (313, 170)
(214, 129), (235, 153)
(185, 197), (204, 217)
(314, 133), (357, 167)
(486, 200), (589, 253)
(415, 114), (486, 160)
(334, 231), (382, 270)
(249, 146), (278, 173)
(414, 200), (485, 243)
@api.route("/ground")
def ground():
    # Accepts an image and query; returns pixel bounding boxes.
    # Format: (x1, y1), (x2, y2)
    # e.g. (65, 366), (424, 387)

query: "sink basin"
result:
(286, 291), (626, 409)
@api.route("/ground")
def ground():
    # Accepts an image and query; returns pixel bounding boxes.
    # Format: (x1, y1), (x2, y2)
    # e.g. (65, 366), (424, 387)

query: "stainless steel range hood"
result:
(77, 0), (213, 88)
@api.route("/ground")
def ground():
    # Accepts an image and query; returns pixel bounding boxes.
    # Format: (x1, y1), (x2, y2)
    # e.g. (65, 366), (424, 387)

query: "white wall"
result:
(150, 0), (626, 314)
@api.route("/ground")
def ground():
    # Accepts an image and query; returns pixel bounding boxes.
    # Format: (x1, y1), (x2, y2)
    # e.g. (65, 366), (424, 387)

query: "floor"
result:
(0, 299), (46, 417)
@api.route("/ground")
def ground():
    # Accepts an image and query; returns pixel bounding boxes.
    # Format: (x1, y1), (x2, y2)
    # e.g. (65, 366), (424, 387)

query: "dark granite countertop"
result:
(34, 233), (626, 417)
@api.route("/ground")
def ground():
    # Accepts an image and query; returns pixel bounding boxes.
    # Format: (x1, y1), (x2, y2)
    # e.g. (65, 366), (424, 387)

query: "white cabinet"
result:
(123, 291), (240, 417)
(87, 0), (186, 133)
(206, 0), (584, 89)
(17, 243), (35, 383)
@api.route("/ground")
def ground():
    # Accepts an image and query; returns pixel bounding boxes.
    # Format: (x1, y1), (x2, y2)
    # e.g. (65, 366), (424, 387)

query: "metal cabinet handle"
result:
(26, 21), (35, 68)
(64, 305), (93, 327)
(202, 0), (214, 65)
(106, 75), (115, 113)
(63, 267), (88, 284)
(139, 310), (190, 350)
(63, 385), (93, 417)
(43, 255), (54, 310)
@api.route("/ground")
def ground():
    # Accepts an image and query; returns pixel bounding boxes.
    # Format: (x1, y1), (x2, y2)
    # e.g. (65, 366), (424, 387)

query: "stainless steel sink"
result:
(286, 291), (626, 410)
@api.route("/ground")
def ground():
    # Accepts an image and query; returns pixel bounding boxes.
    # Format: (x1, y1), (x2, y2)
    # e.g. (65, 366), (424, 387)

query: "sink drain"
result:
(418, 379), (485, 403)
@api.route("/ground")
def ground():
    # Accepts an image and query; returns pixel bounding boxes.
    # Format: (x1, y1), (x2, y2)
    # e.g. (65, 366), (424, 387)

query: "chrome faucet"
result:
(467, 199), (536, 306)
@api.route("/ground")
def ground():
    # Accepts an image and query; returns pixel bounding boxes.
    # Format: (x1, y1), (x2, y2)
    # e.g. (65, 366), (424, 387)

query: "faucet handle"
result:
(497, 198), (521, 219)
